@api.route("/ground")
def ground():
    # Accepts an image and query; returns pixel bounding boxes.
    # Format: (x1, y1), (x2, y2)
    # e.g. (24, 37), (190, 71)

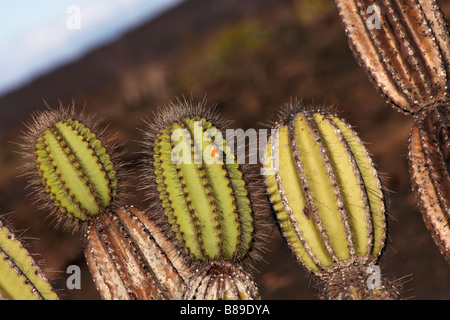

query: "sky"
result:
(0, 0), (184, 97)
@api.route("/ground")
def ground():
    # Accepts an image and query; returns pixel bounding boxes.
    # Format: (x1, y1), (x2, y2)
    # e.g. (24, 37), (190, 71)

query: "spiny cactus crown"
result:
(264, 105), (386, 275)
(151, 112), (254, 261)
(22, 105), (121, 229)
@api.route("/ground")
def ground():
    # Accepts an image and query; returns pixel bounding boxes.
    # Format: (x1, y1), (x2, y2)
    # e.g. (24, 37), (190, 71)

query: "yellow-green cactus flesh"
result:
(35, 119), (118, 221)
(265, 110), (386, 275)
(153, 117), (253, 261)
(0, 221), (58, 300)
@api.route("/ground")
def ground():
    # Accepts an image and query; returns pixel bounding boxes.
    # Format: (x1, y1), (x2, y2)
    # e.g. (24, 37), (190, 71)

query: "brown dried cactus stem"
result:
(408, 103), (450, 262)
(183, 261), (260, 300)
(334, 0), (450, 115)
(85, 205), (190, 300)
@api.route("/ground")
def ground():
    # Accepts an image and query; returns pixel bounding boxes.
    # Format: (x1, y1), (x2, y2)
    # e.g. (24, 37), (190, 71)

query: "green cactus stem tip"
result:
(141, 99), (269, 263)
(264, 104), (399, 299)
(21, 104), (123, 230)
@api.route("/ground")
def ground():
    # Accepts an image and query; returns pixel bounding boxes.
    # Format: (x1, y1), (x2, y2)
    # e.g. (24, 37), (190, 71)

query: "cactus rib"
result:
(0, 220), (58, 300)
(85, 206), (189, 300)
(408, 104), (450, 262)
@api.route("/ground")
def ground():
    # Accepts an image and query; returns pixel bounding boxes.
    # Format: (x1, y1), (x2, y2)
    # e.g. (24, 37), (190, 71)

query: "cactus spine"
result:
(264, 105), (398, 299)
(0, 220), (58, 300)
(142, 99), (267, 299)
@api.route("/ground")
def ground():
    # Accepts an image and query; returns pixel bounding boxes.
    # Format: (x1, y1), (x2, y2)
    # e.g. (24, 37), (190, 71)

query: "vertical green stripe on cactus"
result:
(181, 119), (222, 259)
(292, 113), (350, 261)
(0, 251), (38, 300)
(329, 115), (385, 257)
(71, 120), (118, 197)
(265, 131), (320, 271)
(0, 223), (57, 300)
(271, 126), (331, 270)
(200, 119), (254, 258)
(156, 124), (204, 259)
(36, 130), (96, 220)
(226, 162), (253, 256)
(54, 121), (112, 207)
(191, 119), (241, 259)
(45, 129), (99, 215)
(312, 113), (371, 257)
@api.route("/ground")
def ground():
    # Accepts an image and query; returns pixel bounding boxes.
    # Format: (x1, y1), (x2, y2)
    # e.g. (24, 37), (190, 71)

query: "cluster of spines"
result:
(144, 100), (262, 263)
(264, 105), (386, 276)
(0, 219), (58, 300)
(319, 265), (401, 300)
(183, 261), (260, 300)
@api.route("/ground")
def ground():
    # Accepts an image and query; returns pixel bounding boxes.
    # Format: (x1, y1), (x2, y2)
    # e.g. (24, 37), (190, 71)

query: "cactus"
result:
(141, 99), (268, 299)
(334, 0), (450, 115)
(21, 104), (123, 230)
(0, 219), (58, 300)
(85, 205), (190, 300)
(264, 104), (399, 299)
(2, 0), (446, 300)
(334, 0), (450, 264)
(21, 104), (192, 300)
(408, 103), (450, 261)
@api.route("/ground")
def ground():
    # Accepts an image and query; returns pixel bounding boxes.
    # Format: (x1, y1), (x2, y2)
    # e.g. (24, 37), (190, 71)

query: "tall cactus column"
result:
(141, 99), (268, 300)
(264, 104), (400, 299)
